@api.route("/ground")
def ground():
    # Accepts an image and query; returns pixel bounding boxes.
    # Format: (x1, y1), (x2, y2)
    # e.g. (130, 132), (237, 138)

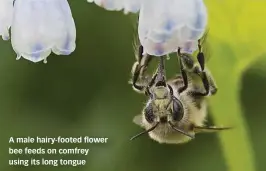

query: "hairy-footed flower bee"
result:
(129, 40), (230, 144)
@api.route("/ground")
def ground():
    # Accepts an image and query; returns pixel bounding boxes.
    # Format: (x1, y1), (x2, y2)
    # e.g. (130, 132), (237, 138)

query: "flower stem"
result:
(209, 73), (256, 171)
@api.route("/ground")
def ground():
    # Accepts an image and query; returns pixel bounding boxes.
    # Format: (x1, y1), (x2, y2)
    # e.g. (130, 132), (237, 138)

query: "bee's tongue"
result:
(155, 80), (166, 87)
(155, 56), (166, 87)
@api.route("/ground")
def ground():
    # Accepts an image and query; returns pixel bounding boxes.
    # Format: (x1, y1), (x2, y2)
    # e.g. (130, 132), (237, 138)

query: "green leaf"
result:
(203, 1), (266, 169)
(202, 3), (260, 171)
(207, 38), (256, 171)
(206, 0), (266, 65)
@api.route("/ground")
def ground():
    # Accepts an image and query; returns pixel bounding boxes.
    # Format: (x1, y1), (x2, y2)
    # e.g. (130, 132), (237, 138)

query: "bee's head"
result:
(129, 89), (193, 141)
(135, 79), (194, 140)
(144, 85), (184, 125)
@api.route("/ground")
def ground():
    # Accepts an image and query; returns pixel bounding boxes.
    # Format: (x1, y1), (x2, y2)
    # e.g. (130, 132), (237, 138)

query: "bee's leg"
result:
(205, 69), (218, 95)
(193, 71), (210, 96)
(131, 46), (145, 92)
(131, 45), (153, 93)
(178, 39), (206, 75)
(177, 48), (189, 94)
(195, 41), (218, 96)
(138, 46), (153, 78)
(197, 39), (205, 71)
(190, 68), (218, 97)
(145, 56), (168, 96)
(178, 53), (202, 75)
(144, 69), (158, 96)
(178, 41), (217, 97)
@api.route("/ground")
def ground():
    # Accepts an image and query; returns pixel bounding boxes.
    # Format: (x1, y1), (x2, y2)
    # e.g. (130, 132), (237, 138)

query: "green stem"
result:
(209, 73), (256, 171)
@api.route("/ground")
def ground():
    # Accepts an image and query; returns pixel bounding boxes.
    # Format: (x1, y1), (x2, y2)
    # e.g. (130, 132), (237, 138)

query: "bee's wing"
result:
(133, 114), (145, 128)
(194, 125), (232, 133)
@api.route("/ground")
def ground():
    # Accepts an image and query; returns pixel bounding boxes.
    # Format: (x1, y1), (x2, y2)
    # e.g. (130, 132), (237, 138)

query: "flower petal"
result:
(87, 0), (141, 14)
(0, 0), (14, 40)
(51, 0), (76, 56)
(11, 0), (76, 63)
(87, 0), (123, 11)
(123, 0), (141, 14)
(138, 0), (207, 56)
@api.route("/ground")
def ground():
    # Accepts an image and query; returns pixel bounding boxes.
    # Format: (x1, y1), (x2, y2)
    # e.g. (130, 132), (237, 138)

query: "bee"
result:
(129, 40), (230, 144)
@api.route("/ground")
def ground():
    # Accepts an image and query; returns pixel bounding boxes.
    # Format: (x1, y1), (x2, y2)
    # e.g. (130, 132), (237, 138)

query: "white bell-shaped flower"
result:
(0, 0), (14, 40)
(11, 0), (76, 63)
(87, 0), (141, 14)
(138, 0), (207, 56)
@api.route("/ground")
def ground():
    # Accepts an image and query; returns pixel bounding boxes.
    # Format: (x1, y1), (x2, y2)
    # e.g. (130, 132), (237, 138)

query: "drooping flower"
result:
(11, 0), (76, 63)
(87, 0), (142, 14)
(138, 0), (207, 56)
(0, 0), (14, 40)
(87, 0), (208, 56)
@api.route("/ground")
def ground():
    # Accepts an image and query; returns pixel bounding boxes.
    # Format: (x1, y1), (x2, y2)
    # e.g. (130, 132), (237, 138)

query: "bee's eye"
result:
(172, 99), (184, 121)
(144, 103), (155, 123)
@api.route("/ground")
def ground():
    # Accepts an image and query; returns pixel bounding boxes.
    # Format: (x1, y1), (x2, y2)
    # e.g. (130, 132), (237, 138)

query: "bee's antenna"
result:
(168, 122), (195, 139)
(130, 122), (159, 141)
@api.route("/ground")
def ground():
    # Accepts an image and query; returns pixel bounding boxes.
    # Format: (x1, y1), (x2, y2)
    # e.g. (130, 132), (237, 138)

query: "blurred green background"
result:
(1, 1), (266, 171)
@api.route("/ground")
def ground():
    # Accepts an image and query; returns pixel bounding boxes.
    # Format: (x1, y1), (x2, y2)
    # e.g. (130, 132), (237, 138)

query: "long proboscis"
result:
(130, 122), (159, 141)
(168, 122), (195, 139)
(154, 56), (166, 87)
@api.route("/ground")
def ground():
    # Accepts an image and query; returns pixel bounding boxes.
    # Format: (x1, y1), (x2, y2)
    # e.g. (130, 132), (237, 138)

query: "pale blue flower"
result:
(138, 0), (208, 56)
(11, 0), (76, 63)
(0, 0), (13, 40)
(87, 0), (208, 56)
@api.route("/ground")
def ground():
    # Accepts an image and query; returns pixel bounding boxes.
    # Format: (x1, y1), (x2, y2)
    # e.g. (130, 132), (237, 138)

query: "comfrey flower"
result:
(87, 0), (142, 14)
(11, 0), (76, 63)
(0, 0), (13, 40)
(139, 0), (208, 56)
(87, 0), (208, 56)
